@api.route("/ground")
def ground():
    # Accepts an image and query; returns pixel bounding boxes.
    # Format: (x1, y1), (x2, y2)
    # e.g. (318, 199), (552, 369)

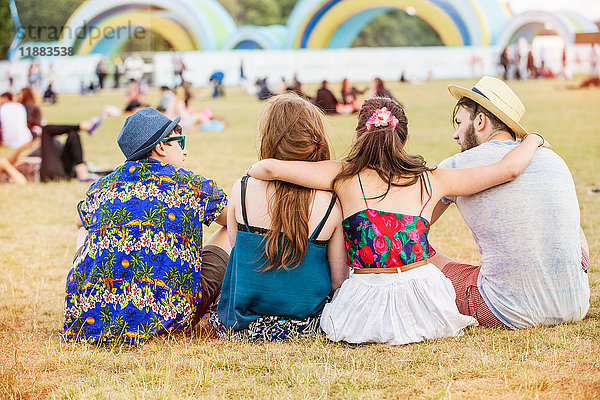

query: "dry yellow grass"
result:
(0, 78), (598, 399)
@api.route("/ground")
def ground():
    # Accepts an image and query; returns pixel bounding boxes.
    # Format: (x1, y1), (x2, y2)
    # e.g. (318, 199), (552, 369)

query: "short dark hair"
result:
(1, 92), (13, 101)
(453, 97), (515, 139)
(141, 124), (183, 159)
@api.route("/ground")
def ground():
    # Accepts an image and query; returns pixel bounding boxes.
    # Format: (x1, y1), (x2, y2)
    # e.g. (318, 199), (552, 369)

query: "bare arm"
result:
(430, 200), (450, 225)
(581, 227), (590, 272)
(247, 159), (344, 191)
(434, 133), (545, 198)
(75, 214), (88, 249)
(226, 179), (241, 247)
(7, 138), (39, 165)
(214, 205), (228, 227)
(326, 205), (349, 292)
(0, 159), (26, 184)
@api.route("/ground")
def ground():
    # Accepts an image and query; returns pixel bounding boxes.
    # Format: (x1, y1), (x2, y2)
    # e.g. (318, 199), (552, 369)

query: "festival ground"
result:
(0, 78), (598, 398)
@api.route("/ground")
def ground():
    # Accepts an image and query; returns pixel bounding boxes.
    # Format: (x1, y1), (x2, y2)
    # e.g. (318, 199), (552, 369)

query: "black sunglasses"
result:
(161, 135), (185, 150)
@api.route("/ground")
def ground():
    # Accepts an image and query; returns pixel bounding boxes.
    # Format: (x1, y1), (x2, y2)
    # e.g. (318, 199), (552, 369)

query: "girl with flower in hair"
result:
(247, 97), (547, 345)
(208, 92), (348, 342)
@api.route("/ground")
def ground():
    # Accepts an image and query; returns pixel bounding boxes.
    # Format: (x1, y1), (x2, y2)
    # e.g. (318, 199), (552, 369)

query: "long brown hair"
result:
(18, 87), (37, 107)
(332, 97), (435, 200)
(258, 92), (331, 271)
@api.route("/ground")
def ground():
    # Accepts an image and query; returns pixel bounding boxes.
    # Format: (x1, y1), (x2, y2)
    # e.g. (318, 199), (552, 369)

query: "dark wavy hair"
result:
(331, 97), (435, 200)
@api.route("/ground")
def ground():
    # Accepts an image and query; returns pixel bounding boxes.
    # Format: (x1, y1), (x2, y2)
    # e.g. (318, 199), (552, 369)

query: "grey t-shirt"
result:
(439, 140), (589, 329)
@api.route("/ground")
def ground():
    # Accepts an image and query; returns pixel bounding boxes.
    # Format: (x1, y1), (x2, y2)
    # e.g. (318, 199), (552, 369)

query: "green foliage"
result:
(353, 9), (443, 47)
(220, 0), (298, 26)
(120, 30), (172, 53)
(15, 0), (84, 43)
(0, 0), (12, 59)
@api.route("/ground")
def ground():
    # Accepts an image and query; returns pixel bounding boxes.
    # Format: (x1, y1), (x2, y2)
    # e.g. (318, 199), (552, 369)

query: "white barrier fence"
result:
(0, 44), (596, 94)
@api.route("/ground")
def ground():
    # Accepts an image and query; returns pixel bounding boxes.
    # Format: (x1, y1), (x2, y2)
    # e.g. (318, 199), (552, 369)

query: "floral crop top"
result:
(343, 173), (436, 269)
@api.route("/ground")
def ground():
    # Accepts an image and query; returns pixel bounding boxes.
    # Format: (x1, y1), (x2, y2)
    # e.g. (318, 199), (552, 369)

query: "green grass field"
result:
(0, 78), (598, 399)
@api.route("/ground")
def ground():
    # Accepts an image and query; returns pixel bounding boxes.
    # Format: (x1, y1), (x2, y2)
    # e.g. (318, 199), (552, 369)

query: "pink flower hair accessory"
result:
(365, 107), (399, 130)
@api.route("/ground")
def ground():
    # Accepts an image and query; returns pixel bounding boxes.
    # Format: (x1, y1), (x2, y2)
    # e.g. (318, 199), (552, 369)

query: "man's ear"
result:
(474, 112), (486, 132)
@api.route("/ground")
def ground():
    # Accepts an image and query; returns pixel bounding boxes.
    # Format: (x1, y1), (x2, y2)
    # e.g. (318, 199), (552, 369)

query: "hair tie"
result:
(365, 107), (399, 130)
(313, 135), (323, 149)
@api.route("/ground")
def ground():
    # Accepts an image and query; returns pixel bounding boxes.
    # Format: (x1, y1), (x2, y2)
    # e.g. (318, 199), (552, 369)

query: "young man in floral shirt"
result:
(63, 107), (229, 343)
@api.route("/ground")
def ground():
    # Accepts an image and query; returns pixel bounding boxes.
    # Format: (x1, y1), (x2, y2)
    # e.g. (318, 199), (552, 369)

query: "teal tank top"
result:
(217, 176), (337, 330)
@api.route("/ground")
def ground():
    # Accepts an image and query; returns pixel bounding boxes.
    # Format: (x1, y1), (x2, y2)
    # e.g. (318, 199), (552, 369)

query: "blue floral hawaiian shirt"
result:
(63, 158), (227, 343)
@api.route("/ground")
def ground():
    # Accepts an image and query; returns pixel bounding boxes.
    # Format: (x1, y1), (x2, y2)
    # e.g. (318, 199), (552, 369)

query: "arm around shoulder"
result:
(247, 159), (343, 191)
(434, 134), (544, 198)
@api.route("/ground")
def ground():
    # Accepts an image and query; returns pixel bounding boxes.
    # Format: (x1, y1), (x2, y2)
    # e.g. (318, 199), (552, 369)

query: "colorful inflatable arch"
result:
(285, 0), (512, 48)
(496, 10), (600, 47)
(60, 0), (236, 54)
(221, 25), (287, 50)
(9, 0), (600, 60)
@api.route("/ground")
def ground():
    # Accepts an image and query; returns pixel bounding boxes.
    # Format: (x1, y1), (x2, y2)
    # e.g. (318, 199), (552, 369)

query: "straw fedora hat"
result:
(448, 76), (527, 138)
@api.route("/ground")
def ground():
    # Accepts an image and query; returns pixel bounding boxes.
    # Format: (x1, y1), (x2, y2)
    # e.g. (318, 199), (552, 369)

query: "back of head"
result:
(19, 88), (36, 106)
(258, 92), (331, 271)
(259, 92), (330, 163)
(1, 92), (12, 102)
(333, 97), (433, 199)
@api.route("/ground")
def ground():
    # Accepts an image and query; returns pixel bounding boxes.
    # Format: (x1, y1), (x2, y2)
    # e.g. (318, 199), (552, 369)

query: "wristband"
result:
(525, 133), (545, 147)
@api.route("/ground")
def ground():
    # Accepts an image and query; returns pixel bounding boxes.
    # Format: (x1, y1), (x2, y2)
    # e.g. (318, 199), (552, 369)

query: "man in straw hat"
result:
(63, 107), (230, 343)
(430, 76), (590, 329)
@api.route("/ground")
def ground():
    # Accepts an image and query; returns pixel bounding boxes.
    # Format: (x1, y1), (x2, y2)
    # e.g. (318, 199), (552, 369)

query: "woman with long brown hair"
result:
(246, 97), (547, 345)
(208, 92), (348, 341)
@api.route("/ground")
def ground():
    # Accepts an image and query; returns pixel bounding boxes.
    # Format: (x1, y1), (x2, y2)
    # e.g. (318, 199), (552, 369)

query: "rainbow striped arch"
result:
(60, 0), (236, 54)
(285, 0), (511, 48)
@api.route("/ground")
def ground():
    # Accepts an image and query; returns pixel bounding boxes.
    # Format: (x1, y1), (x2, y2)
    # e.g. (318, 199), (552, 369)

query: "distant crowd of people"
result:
(499, 42), (599, 83)
(252, 75), (400, 116)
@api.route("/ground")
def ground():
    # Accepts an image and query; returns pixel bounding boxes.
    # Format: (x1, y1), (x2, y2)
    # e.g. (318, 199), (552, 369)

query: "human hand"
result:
(524, 133), (550, 149)
(245, 159), (277, 180)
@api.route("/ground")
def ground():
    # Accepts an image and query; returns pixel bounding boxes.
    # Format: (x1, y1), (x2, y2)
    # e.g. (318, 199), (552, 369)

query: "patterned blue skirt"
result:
(208, 310), (322, 342)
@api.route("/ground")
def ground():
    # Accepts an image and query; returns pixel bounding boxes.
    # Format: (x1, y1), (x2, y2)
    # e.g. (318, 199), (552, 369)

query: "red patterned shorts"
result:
(441, 262), (506, 328)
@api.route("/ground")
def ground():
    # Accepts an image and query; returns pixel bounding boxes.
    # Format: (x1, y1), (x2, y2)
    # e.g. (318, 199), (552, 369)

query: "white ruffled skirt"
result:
(320, 264), (477, 345)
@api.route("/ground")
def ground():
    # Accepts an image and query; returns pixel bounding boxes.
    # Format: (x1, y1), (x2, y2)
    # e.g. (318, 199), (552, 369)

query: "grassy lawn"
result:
(0, 78), (598, 399)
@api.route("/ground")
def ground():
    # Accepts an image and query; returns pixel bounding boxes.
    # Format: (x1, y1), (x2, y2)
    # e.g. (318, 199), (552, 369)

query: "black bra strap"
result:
(309, 194), (338, 242)
(240, 175), (250, 230)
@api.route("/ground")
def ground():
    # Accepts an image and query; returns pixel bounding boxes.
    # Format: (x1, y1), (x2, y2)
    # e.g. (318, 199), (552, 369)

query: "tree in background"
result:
(353, 9), (442, 47)
(15, 0), (83, 43)
(219, 0), (297, 26)
(0, 1), (12, 59)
